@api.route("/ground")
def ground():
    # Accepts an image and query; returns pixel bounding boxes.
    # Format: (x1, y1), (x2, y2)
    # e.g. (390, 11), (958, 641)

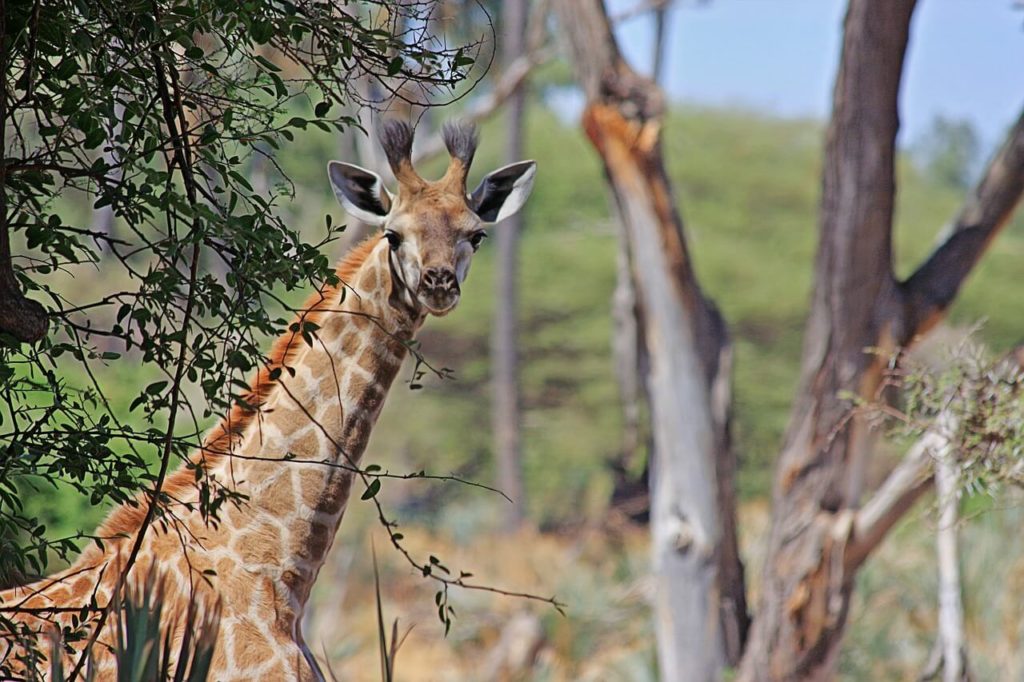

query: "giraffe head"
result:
(327, 120), (536, 316)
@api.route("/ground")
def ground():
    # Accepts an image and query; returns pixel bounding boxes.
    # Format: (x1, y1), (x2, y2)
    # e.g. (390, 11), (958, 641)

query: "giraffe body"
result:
(0, 120), (535, 680)
(2, 237), (418, 680)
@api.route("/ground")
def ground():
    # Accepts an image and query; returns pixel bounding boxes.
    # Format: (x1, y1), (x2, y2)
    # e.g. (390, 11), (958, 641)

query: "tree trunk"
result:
(611, 231), (644, 469)
(493, 0), (528, 531)
(609, 193), (652, 521)
(739, 1), (1024, 677)
(92, 101), (125, 248)
(0, 22), (47, 344)
(557, 0), (748, 673)
(738, 3), (918, 678)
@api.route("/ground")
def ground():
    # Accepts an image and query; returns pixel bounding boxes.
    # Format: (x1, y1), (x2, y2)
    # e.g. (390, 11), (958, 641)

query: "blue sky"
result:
(610, 0), (1024, 151)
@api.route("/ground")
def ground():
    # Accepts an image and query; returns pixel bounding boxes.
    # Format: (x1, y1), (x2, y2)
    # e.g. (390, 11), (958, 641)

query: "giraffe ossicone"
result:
(0, 120), (536, 681)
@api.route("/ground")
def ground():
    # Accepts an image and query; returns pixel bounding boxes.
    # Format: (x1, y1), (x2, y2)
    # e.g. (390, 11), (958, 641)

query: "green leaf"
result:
(269, 72), (288, 98)
(145, 381), (168, 395)
(360, 479), (381, 500)
(251, 20), (275, 45)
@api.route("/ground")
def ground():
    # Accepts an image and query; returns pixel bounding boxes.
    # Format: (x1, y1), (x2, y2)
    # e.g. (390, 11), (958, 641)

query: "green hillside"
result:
(358, 104), (1024, 522)
(19, 103), (1024, 540)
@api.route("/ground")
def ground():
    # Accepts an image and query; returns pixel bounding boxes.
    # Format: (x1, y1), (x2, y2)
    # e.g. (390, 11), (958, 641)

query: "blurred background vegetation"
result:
(19, 94), (1024, 678)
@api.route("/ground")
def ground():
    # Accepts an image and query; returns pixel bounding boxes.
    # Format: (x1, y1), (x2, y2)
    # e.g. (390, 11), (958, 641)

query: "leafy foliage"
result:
(0, 0), (482, 667)
(892, 343), (1024, 497)
(44, 570), (220, 682)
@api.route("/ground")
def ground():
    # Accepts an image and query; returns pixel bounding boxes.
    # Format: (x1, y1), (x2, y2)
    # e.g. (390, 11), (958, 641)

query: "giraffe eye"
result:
(384, 230), (402, 250)
(469, 231), (487, 251)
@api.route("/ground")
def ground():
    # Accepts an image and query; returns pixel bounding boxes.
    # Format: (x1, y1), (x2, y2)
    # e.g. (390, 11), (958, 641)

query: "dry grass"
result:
(307, 514), (653, 681)
(303, 496), (1024, 681)
(846, 493), (1024, 680)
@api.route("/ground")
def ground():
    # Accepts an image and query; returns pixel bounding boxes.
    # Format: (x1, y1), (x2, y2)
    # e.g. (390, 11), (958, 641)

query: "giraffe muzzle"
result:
(418, 266), (461, 314)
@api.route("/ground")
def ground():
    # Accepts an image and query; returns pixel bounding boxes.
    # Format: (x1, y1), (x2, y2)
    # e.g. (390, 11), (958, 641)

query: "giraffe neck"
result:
(0, 237), (428, 677)
(215, 237), (424, 601)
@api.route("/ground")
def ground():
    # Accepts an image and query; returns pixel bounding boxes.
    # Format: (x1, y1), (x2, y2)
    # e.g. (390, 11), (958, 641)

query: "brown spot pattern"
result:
(237, 524), (282, 565)
(231, 619), (274, 667)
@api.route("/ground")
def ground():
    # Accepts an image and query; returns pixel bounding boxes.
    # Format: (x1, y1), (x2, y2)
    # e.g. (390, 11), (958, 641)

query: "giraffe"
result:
(0, 120), (536, 680)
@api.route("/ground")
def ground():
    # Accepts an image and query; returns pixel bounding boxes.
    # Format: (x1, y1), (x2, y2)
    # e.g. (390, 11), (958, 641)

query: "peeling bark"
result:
(738, 3), (920, 678)
(557, 0), (748, 673)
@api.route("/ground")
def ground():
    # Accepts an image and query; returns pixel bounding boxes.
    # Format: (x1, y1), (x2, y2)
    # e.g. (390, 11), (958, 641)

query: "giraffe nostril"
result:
(423, 267), (457, 290)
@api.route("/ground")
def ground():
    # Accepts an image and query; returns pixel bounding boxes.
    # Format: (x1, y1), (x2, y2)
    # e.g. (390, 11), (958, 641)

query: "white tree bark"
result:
(556, 2), (747, 674)
(934, 414), (969, 682)
(622, 182), (724, 682)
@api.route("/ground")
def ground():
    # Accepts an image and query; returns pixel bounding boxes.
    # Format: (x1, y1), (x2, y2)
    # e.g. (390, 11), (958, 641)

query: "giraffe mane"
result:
(99, 235), (383, 539)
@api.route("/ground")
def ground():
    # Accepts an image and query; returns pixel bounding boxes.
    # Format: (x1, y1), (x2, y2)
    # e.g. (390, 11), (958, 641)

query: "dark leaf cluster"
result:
(0, 0), (483, 672)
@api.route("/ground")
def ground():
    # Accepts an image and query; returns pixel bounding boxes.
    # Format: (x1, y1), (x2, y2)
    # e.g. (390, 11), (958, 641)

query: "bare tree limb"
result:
(610, 0), (671, 24)
(412, 48), (553, 165)
(933, 434), (970, 682)
(921, 639), (944, 681)
(557, 0), (748, 672)
(847, 425), (939, 570)
(901, 108), (1024, 340)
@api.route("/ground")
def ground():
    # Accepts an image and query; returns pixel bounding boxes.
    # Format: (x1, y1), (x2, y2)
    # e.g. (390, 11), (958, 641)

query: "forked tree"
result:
(557, 0), (1024, 679)
(740, 2), (1023, 677)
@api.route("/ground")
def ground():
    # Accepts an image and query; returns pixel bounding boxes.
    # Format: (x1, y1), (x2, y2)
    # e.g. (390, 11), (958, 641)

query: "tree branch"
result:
(409, 0), (552, 168)
(610, 0), (672, 24)
(901, 108), (1024, 340)
(66, 37), (205, 682)
(412, 48), (552, 165)
(0, 0), (47, 344)
(933, 438), (970, 682)
(846, 423), (944, 570)
(850, 345), (1024, 572)
(0, 231), (49, 343)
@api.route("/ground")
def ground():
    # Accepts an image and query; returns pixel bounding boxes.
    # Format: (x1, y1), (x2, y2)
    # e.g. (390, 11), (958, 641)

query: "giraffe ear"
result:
(327, 161), (393, 226)
(468, 161), (536, 224)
